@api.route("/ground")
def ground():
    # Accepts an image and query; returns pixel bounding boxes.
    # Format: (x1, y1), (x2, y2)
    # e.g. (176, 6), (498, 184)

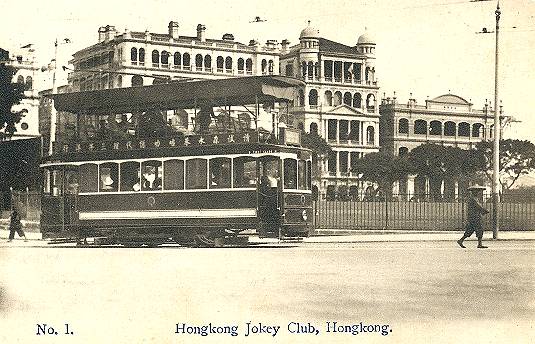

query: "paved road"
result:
(1, 241), (534, 343)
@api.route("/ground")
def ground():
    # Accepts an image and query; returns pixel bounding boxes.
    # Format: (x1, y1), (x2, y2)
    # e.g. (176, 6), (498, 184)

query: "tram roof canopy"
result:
(50, 76), (305, 115)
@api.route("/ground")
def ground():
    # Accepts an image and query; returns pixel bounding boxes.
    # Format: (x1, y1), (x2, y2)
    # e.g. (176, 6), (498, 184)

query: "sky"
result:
(2, 0), (534, 141)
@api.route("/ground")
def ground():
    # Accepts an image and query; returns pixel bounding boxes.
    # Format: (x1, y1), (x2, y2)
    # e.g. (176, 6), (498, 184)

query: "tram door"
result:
(257, 156), (281, 237)
(63, 167), (79, 228)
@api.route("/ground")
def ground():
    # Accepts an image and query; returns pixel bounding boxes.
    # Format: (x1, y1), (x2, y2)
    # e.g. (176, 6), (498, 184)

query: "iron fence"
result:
(314, 192), (535, 231)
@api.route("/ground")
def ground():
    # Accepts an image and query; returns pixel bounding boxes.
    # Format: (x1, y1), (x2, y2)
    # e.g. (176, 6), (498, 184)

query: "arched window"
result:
(398, 118), (409, 134)
(301, 61), (307, 77)
(414, 120), (427, 134)
(307, 61), (314, 78)
(458, 122), (470, 137)
(268, 59), (274, 74)
(365, 66), (370, 81)
(182, 53), (190, 67)
(17, 75), (24, 84)
(151, 50), (159, 66)
(237, 58), (244, 72)
(173, 52), (181, 66)
(310, 122), (318, 135)
(130, 47), (137, 63)
(138, 48), (145, 64)
(131, 75), (143, 87)
(195, 54), (203, 69)
(366, 126), (375, 145)
(366, 94), (376, 110)
(309, 89), (318, 106)
(262, 59), (268, 74)
(399, 147), (409, 156)
(161, 51), (169, 66)
(298, 89), (305, 106)
(25, 76), (32, 91)
(343, 92), (352, 106)
(225, 57), (232, 72)
(216, 56), (224, 71)
(429, 120), (442, 135)
(324, 91), (333, 106)
(444, 121), (456, 136)
(204, 55), (211, 69)
(472, 123), (483, 137)
(245, 58), (252, 73)
(353, 93), (362, 108)
(334, 91), (342, 106)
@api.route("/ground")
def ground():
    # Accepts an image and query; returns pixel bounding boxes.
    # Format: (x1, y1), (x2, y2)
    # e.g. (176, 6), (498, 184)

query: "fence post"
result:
(26, 187), (29, 218)
(385, 195), (389, 230)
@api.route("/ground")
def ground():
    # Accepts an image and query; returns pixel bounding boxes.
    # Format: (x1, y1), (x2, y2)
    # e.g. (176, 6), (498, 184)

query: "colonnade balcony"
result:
(299, 74), (377, 86)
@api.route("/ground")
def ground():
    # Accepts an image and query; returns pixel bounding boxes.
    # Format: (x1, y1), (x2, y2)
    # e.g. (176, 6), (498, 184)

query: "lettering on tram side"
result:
(36, 323), (75, 336)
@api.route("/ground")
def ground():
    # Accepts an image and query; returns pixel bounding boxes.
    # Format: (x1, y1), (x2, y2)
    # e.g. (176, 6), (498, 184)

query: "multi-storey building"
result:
(280, 23), (380, 197)
(380, 93), (503, 198)
(1, 46), (40, 140)
(68, 22), (280, 91)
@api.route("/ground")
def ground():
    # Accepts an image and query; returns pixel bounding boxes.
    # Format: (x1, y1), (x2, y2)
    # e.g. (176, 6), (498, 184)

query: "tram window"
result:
(186, 159), (207, 189)
(65, 169), (80, 195)
(233, 157), (256, 188)
(260, 158), (280, 188)
(42, 169), (51, 194)
(210, 158), (231, 189)
(120, 161), (141, 191)
(284, 159), (297, 189)
(141, 160), (162, 191)
(298, 160), (306, 190)
(163, 159), (184, 190)
(80, 164), (98, 193)
(50, 168), (64, 196)
(99, 163), (118, 192)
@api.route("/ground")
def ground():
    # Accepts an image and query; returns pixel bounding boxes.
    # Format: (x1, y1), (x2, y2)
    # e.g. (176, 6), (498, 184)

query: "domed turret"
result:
(356, 29), (376, 55)
(357, 31), (375, 45)
(299, 21), (320, 39)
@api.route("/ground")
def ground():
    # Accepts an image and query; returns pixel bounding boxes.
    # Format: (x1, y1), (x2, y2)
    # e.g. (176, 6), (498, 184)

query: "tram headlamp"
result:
(302, 210), (308, 221)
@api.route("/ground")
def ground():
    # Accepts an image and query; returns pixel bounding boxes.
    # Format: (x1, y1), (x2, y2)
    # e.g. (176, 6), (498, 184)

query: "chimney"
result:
(168, 21), (179, 40)
(281, 39), (290, 54)
(98, 26), (106, 43)
(104, 25), (117, 42)
(222, 33), (234, 41)
(196, 24), (206, 42)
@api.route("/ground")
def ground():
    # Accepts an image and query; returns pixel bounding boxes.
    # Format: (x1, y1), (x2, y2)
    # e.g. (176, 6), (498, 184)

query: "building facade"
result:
(1, 46), (40, 140)
(380, 93), (501, 198)
(280, 24), (380, 198)
(68, 22), (280, 91)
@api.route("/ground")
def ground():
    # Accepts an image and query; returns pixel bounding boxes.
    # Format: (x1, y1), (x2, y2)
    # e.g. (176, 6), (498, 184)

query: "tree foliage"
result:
(352, 152), (414, 196)
(0, 64), (26, 140)
(300, 131), (332, 157)
(475, 139), (535, 190)
(409, 143), (485, 181)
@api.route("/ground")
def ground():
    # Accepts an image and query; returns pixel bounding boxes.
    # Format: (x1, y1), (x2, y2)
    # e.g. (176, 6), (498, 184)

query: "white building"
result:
(280, 23), (380, 198)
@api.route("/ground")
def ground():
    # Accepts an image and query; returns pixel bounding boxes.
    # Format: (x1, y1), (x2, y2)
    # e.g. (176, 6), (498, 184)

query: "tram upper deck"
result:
(44, 75), (306, 162)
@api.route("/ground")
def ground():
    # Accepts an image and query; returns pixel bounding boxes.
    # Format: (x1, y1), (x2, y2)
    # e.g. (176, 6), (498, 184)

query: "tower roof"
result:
(300, 22), (320, 39)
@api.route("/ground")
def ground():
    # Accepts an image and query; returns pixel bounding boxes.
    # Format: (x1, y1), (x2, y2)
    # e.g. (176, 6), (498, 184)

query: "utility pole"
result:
(492, 1), (501, 239)
(48, 39), (59, 155)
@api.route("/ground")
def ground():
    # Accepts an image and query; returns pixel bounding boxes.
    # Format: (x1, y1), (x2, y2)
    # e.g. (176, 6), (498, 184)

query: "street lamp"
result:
(48, 38), (71, 155)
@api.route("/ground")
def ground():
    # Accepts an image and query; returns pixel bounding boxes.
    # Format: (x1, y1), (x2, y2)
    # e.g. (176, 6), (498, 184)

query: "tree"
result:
(409, 143), (485, 199)
(475, 139), (535, 190)
(0, 64), (26, 140)
(352, 152), (414, 199)
(300, 130), (333, 183)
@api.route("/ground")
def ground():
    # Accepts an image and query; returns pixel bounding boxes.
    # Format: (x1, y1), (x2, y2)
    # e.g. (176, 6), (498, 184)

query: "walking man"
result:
(457, 185), (489, 249)
(8, 208), (27, 242)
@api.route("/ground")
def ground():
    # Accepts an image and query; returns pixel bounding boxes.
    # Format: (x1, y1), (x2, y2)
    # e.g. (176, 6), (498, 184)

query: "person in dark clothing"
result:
(457, 186), (489, 249)
(8, 209), (27, 242)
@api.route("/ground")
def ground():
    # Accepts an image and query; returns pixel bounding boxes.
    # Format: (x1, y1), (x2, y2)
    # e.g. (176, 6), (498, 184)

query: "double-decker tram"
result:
(41, 76), (313, 247)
